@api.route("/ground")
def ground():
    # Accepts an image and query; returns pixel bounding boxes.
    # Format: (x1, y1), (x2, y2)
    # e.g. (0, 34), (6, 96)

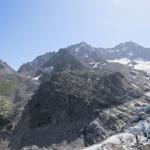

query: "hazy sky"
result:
(1, 0), (150, 70)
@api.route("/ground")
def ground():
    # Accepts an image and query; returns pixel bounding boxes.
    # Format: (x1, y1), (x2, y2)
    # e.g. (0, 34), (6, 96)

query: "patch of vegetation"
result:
(0, 79), (18, 96)
(0, 96), (13, 118)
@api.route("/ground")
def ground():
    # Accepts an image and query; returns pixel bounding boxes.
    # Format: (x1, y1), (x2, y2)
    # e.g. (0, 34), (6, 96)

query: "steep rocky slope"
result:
(0, 59), (16, 75)
(0, 60), (19, 131)
(100, 41), (149, 60)
(7, 70), (146, 150)
(0, 59), (40, 143)
(44, 49), (86, 73)
(65, 42), (106, 67)
(18, 52), (55, 77)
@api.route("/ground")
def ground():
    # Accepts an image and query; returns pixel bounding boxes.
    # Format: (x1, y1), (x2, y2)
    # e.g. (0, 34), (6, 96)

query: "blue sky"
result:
(1, 0), (150, 70)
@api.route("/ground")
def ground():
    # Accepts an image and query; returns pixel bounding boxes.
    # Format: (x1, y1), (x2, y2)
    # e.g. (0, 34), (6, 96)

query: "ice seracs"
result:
(82, 133), (146, 150)
(82, 119), (150, 150)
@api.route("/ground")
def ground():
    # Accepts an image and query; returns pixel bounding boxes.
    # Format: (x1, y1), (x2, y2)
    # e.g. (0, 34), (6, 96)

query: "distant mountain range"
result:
(18, 41), (150, 78)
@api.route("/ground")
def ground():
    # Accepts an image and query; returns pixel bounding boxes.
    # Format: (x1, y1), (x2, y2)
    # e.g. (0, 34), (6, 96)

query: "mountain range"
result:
(18, 41), (150, 77)
(0, 41), (150, 150)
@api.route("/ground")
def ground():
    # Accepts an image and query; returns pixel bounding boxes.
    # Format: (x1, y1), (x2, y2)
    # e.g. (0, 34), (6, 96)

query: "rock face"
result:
(0, 58), (39, 104)
(65, 42), (106, 66)
(0, 59), (40, 144)
(44, 49), (86, 73)
(29, 71), (137, 128)
(102, 41), (149, 60)
(0, 59), (16, 75)
(8, 70), (143, 150)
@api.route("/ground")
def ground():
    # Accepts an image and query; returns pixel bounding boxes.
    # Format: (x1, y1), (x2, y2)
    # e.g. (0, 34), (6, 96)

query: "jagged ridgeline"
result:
(0, 42), (150, 150)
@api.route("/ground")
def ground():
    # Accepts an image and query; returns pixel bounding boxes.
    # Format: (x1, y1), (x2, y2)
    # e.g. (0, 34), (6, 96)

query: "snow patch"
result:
(133, 60), (150, 73)
(75, 47), (80, 52)
(33, 75), (41, 81)
(108, 58), (150, 73)
(107, 58), (131, 65)
(144, 92), (150, 97)
(131, 83), (138, 89)
(27, 76), (31, 79)
(90, 62), (100, 68)
(130, 70), (139, 75)
(45, 66), (54, 73)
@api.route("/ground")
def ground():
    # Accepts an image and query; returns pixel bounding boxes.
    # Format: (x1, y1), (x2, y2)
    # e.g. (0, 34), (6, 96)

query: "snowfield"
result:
(134, 60), (150, 73)
(107, 58), (131, 65)
(108, 58), (150, 73)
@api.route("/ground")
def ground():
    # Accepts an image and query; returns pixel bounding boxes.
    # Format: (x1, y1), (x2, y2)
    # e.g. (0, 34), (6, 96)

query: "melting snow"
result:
(27, 76), (31, 79)
(45, 66), (54, 73)
(130, 70), (139, 75)
(144, 92), (150, 97)
(107, 58), (131, 65)
(33, 75), (41, 81)
(90, 62), (100, 68)
(75, 47), (80, 52)
(108, 58), (150, 73)
(131, 83), (138, 89)
(133, 60), (150, 73)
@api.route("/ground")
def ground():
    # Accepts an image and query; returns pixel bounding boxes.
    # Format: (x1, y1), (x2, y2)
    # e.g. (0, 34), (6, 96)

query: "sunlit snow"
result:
(107, 58), (131, 65)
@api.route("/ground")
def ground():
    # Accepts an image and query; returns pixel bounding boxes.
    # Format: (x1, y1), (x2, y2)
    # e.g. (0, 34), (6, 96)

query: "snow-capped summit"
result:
(99, 41), (150, 73)
(103, 41), (147, 60)
(114, 41), (143, 49)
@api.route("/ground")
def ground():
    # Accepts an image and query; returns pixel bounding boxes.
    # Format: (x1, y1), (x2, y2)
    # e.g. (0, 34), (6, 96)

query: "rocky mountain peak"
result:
(78, 41), (92, 48)
(0, 59), (16, 75)
(66, 42), (94, 54)
(43, 48), (86, 73)
(18, 51), (55, 77)
(114, 41), (143, 50)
